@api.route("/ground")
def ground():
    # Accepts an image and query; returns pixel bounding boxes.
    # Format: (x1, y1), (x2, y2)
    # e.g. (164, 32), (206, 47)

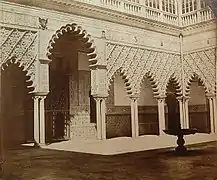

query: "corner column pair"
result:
(94, 96), (107, 140)
(207, 94), (217, 133)
(33, 94), (47, 146)
(177, 96), (190, 129)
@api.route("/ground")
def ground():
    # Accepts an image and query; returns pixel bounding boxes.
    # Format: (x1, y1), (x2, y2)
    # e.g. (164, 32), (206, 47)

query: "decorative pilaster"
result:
(94, 96), (107, 140)
(130, 96), (139, 138)
(157, 96), (166, 135)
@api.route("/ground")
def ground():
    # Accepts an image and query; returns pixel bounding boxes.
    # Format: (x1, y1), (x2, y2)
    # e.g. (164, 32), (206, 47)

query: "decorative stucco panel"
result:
(106, 42), (182, 97)
(0, 27), (38, 92)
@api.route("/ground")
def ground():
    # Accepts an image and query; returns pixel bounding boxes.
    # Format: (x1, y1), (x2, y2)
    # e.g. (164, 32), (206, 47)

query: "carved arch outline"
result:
(136, 71), (160, 97)
(185, 73), (210, 96)
(1, 58), (35, 93)
(47, 23), (98, 67)
(107, 68), (133, 95)
(165, 73), (182, 97)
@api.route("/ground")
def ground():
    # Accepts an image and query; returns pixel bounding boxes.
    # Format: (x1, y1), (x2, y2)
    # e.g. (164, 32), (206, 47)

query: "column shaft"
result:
(178, 99), (184, 129)
(33, 96), (40, 145)
(213, 98), (217, 133)
(134, 99), (139, 137)
(158, 98), (166, 135)
(39, 97), (46, 144)
(95, 99), (101, 140)
(184, 99), (190, 128)
(209, 98), (215, 133)
(131, 99), (136, 138)
(101, 99), (106, 140)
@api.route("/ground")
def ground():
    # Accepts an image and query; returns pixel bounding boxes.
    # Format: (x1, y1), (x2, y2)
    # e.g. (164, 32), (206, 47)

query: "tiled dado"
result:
(106, 106), (159, 138)
(188, 105), (210, 133)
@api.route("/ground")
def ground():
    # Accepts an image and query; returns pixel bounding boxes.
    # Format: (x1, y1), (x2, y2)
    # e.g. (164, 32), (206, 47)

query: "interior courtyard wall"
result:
(183, 21), (217, 53)
(1, 1), (217, 142)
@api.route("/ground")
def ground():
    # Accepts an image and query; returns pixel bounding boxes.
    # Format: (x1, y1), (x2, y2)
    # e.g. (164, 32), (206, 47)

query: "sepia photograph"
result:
(1, 0), (217, 179)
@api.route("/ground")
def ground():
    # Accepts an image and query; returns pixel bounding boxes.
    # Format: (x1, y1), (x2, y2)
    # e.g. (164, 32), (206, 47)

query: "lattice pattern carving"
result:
(70, 111), (97, 139)
(106, 42), (182, 97)
(183, 48), (216, 96)
(0, 27), (38, 91)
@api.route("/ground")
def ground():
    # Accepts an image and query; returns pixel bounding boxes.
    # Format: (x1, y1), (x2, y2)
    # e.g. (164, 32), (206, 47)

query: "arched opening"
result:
(1, 63), (34, 148)
(138, 78), (158, 135)
(188, 77), (210, 133)
(165, 80), (181, 132)
(106, 74), (132, 138)
(46, 27), (97, 142)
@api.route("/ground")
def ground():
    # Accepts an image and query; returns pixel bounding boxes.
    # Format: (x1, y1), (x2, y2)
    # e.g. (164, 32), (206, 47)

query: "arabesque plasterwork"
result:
(106, 42), (182, 97)
(106, 42), (216, 98)
(0, 26), (38, 92)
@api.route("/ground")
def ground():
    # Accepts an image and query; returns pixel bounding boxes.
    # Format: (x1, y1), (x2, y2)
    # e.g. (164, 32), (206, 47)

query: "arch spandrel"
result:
(0, 27), (38, 93)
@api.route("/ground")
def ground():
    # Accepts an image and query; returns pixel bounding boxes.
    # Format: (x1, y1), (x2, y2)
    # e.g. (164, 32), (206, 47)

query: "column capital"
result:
(93, 95), (108, 102)
(34, 92), (49, 96)
(129, 94), (139, 101)
(176, 96), (183, 101)
(206, 93), (216, 99)
(39, 58), (51, 64)
(155, 95), (166, 101)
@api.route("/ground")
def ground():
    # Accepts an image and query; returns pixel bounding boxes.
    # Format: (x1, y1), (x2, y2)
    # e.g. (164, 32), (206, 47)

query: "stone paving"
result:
(1, 141), (217, 180)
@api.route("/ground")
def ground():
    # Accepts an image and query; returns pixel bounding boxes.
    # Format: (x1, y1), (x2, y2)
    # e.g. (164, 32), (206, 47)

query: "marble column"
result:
(95, 98), (101, 140)
(207, 95), (215, 133)
(101, 98), (107, 140)
(33, 95), (40, 146)
(177, 97), (184, 129)
(157, 97), (166, 135)
(184, 97), (190, 129)
(213, 97), (217, 133)
(130, 96), (139, 138)
(39, 96), (46, 145)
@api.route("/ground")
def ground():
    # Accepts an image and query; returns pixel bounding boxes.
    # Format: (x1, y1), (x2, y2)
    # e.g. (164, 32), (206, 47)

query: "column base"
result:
(34, 142), (46, 148)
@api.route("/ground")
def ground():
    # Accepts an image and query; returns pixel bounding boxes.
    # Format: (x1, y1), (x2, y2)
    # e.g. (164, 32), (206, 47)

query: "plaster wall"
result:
(183, 22), (217, 53)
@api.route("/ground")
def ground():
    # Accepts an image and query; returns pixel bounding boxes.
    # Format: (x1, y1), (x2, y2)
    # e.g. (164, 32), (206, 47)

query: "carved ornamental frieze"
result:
(106, 42), (182, 97)
(0, 27), (38, 91)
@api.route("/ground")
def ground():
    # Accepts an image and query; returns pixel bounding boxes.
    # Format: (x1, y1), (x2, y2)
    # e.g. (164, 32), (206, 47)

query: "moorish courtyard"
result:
(1, 0), (217, 179)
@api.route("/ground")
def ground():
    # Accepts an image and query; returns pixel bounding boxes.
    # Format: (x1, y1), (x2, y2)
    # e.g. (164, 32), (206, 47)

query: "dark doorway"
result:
(54, 112), (65, 139)
(165, 82), (181, 132)
(1, 64), (33, 148)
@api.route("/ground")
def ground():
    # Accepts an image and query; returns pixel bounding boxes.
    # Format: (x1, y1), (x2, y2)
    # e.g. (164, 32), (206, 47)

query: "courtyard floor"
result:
(1, 141), (217, 180)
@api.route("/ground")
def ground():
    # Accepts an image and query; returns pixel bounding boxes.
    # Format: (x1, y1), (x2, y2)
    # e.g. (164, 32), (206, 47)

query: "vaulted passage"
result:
(0, 64), (33, 148)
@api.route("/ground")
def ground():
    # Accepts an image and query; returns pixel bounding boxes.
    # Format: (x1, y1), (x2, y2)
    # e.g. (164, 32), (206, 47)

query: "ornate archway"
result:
(46, 23), (99, 141)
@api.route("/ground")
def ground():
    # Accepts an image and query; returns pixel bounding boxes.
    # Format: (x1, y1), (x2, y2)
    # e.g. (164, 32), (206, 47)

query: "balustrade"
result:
(73, 0), (215, 27)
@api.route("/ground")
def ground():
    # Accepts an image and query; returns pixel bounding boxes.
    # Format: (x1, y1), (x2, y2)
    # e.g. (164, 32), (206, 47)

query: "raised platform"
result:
(36, 133), (217, 155)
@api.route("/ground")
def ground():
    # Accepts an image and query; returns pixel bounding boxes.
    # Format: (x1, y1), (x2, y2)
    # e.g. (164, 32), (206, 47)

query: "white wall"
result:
(114, 75), (130, 106)
(114, 76), (157, 106)
(138, 79), (157, 106)
(189, 81), (206, 105)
